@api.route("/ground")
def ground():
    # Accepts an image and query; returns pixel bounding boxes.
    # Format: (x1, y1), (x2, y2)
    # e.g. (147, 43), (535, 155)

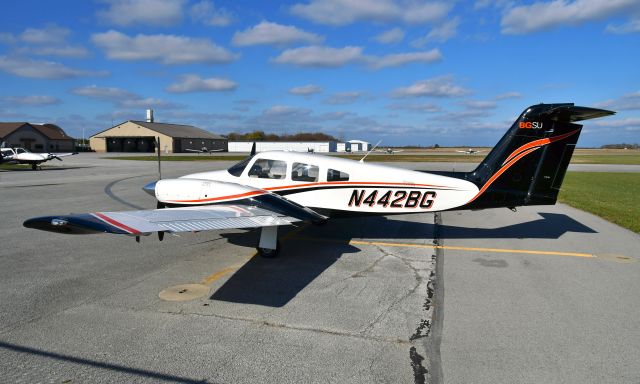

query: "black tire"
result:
(31, 164), (37, 170)
(257, 240), (280, 258)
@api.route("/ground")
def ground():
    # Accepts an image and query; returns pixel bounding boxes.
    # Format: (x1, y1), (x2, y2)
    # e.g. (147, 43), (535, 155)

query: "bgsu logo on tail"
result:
(519, 121), (543, 129)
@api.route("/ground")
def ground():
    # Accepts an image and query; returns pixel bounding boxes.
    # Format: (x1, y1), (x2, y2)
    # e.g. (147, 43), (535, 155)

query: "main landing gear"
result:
(257, 226), (280, 258)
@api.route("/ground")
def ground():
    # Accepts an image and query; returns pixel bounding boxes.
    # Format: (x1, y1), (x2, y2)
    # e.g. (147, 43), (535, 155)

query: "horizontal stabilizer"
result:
(540, 104), (615, 122)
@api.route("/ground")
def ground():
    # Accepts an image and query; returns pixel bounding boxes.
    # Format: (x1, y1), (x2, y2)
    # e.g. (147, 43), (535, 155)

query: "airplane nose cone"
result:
(143, 181), (157, 196)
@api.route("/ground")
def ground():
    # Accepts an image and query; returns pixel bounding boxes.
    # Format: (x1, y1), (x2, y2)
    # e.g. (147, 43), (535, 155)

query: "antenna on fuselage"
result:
(155, 136), (162, 180)
(359, 140), (381, 163)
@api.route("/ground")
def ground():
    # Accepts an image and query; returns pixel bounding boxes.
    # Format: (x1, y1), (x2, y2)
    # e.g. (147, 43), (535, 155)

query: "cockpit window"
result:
(248, 158), (287, 179)
(16, 148), (26, 154)
(227, 156), (253, 177)
(292, 162), (319, 182)
(327, 168), (349, 181)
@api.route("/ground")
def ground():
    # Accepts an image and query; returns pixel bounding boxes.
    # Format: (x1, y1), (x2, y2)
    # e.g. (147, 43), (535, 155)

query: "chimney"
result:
(146, 109), (154, 123)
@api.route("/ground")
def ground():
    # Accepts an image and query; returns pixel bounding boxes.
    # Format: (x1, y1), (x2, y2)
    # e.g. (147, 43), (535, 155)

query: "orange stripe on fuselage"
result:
(166, 181), (459, 204)
(503, 128), (580, 165)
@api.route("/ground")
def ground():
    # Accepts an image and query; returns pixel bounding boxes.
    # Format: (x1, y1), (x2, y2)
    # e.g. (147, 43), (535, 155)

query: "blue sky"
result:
(0, 0), (638, 146)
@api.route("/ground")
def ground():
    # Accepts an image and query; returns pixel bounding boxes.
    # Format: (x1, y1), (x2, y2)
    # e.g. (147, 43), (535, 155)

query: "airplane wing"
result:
(185, 149), (204, 153)
(24, 190), (327, 236)
(24, 204), (313, 236)
(394, 150), (403, 153)
(455, 150), (467, 153)
(208, 149), (224, 153)
(50, 152), (78, 158)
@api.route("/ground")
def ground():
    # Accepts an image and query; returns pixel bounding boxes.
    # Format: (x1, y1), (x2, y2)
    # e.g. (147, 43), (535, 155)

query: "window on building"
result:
(327, 168), (349, 181)
(292, 162), (319, 182)
(248, 158), (287, 179)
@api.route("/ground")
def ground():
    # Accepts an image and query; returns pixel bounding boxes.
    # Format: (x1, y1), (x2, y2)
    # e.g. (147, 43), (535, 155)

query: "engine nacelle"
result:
(154, 178), (265, 205)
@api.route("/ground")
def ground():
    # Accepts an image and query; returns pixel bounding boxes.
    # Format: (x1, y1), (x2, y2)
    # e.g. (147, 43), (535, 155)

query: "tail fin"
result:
(462, 103), (614, 210)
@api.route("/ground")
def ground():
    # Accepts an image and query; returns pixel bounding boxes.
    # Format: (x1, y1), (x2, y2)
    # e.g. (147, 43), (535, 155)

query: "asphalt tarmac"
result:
(0, 154), (638, 383)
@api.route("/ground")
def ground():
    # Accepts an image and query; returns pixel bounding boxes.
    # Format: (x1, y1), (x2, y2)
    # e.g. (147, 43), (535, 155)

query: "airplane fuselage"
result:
(153, 151), (479, 216)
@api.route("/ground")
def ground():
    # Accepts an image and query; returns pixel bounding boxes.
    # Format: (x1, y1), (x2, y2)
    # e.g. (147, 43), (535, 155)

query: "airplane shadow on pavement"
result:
(211, 212), (596, 307)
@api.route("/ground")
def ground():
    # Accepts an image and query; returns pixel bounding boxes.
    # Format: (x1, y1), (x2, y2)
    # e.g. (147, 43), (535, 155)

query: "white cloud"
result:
(392, 75), (471, 98)
(272, 45), (441, 69)
(596, 91), (640, 111)
(606, 18), (640, 33)
(91, 30), (237, 64)
(190, 0), (234, 26)
(20, 25), (69, 44)
(2, 95), (61, 106)
(373, 28), (405, 44)
(593, 117), (640, 129)
(501, 0), (639, 34)
(291, 0), (451, 26)
(462, 100), (497, 109)
(20, 45), (89, 58)
(324, 91), (363, 104)
(369, 49), (442, 69)
(388, 103), (441, 113)
(289, 84), (323, 96)
(232, 21), (323, 46)
(166, 74), (237, 93)
(0, 25), (89, 58)
(72, 85), (139, 100)
(272, 46), (363, 67)
(412, 17), (459, 46)
(0, 56), (107, 79)
(263, 105), (312, 116)
(494, 92), (522, 100)
(97, 0), (185, 27)
(72, 85), (182, 109)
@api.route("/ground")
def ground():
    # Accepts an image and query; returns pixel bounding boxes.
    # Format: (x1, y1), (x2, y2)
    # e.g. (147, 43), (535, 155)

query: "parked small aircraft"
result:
(377, 148), (404, 154)
(184, 147), (224, 154)
(0, 144), (78, 170)
(24, 104), (613, 257)
(456, 148), (483, 154)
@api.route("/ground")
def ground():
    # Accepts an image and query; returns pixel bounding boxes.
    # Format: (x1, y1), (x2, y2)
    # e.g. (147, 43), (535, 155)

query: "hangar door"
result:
(106, 137), (157, 152)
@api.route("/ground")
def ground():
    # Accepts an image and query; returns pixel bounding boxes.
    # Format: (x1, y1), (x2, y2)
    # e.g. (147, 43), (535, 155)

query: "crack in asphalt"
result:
(157, 308), (411, 345)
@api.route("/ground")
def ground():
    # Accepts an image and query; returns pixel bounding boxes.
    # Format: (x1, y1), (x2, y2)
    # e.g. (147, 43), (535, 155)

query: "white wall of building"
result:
(228, 141), (352, 153)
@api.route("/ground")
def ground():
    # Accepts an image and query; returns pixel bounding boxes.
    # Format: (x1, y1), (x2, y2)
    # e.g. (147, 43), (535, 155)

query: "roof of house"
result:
(0, 122), (28, 139)
(92, 120), (225, 140)
(33, 124), (74, 140)
(0, 122), (74, 141)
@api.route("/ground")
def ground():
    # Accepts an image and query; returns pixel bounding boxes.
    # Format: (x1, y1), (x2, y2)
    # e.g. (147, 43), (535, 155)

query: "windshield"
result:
(227, 156), (253, 177)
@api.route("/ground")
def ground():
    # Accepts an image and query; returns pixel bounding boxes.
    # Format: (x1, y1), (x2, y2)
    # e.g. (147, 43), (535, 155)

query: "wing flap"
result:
(24, 204), (300, 236)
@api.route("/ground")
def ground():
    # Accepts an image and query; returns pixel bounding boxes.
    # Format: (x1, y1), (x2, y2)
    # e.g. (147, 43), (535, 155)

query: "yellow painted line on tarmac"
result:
(291, 236), (595, 258)
(200, 253), (257, 286)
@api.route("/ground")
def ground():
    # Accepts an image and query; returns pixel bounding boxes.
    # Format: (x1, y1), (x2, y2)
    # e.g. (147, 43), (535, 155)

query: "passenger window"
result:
(292, 163), (319, 182)
(248, 159), (287, 179)
(327, 168), (349, 181)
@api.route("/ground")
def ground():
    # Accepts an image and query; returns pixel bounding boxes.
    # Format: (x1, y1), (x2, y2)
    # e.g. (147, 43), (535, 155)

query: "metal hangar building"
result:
(89, 111), (227, 153)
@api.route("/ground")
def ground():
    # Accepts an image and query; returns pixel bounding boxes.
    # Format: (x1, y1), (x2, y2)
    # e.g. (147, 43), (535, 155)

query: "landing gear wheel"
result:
(31, 164), (37, 170)
(257, 240), (280, 258)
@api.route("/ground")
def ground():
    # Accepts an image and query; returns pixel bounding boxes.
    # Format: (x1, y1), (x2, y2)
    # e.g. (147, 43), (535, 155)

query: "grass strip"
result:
(558, 172), (639, 233)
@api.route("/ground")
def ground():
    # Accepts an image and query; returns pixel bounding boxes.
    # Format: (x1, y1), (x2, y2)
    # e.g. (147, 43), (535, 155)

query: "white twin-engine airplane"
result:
(456, 148), (483, 154)
(24, 104), (613, 257)
(0, 144), (78, 170)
